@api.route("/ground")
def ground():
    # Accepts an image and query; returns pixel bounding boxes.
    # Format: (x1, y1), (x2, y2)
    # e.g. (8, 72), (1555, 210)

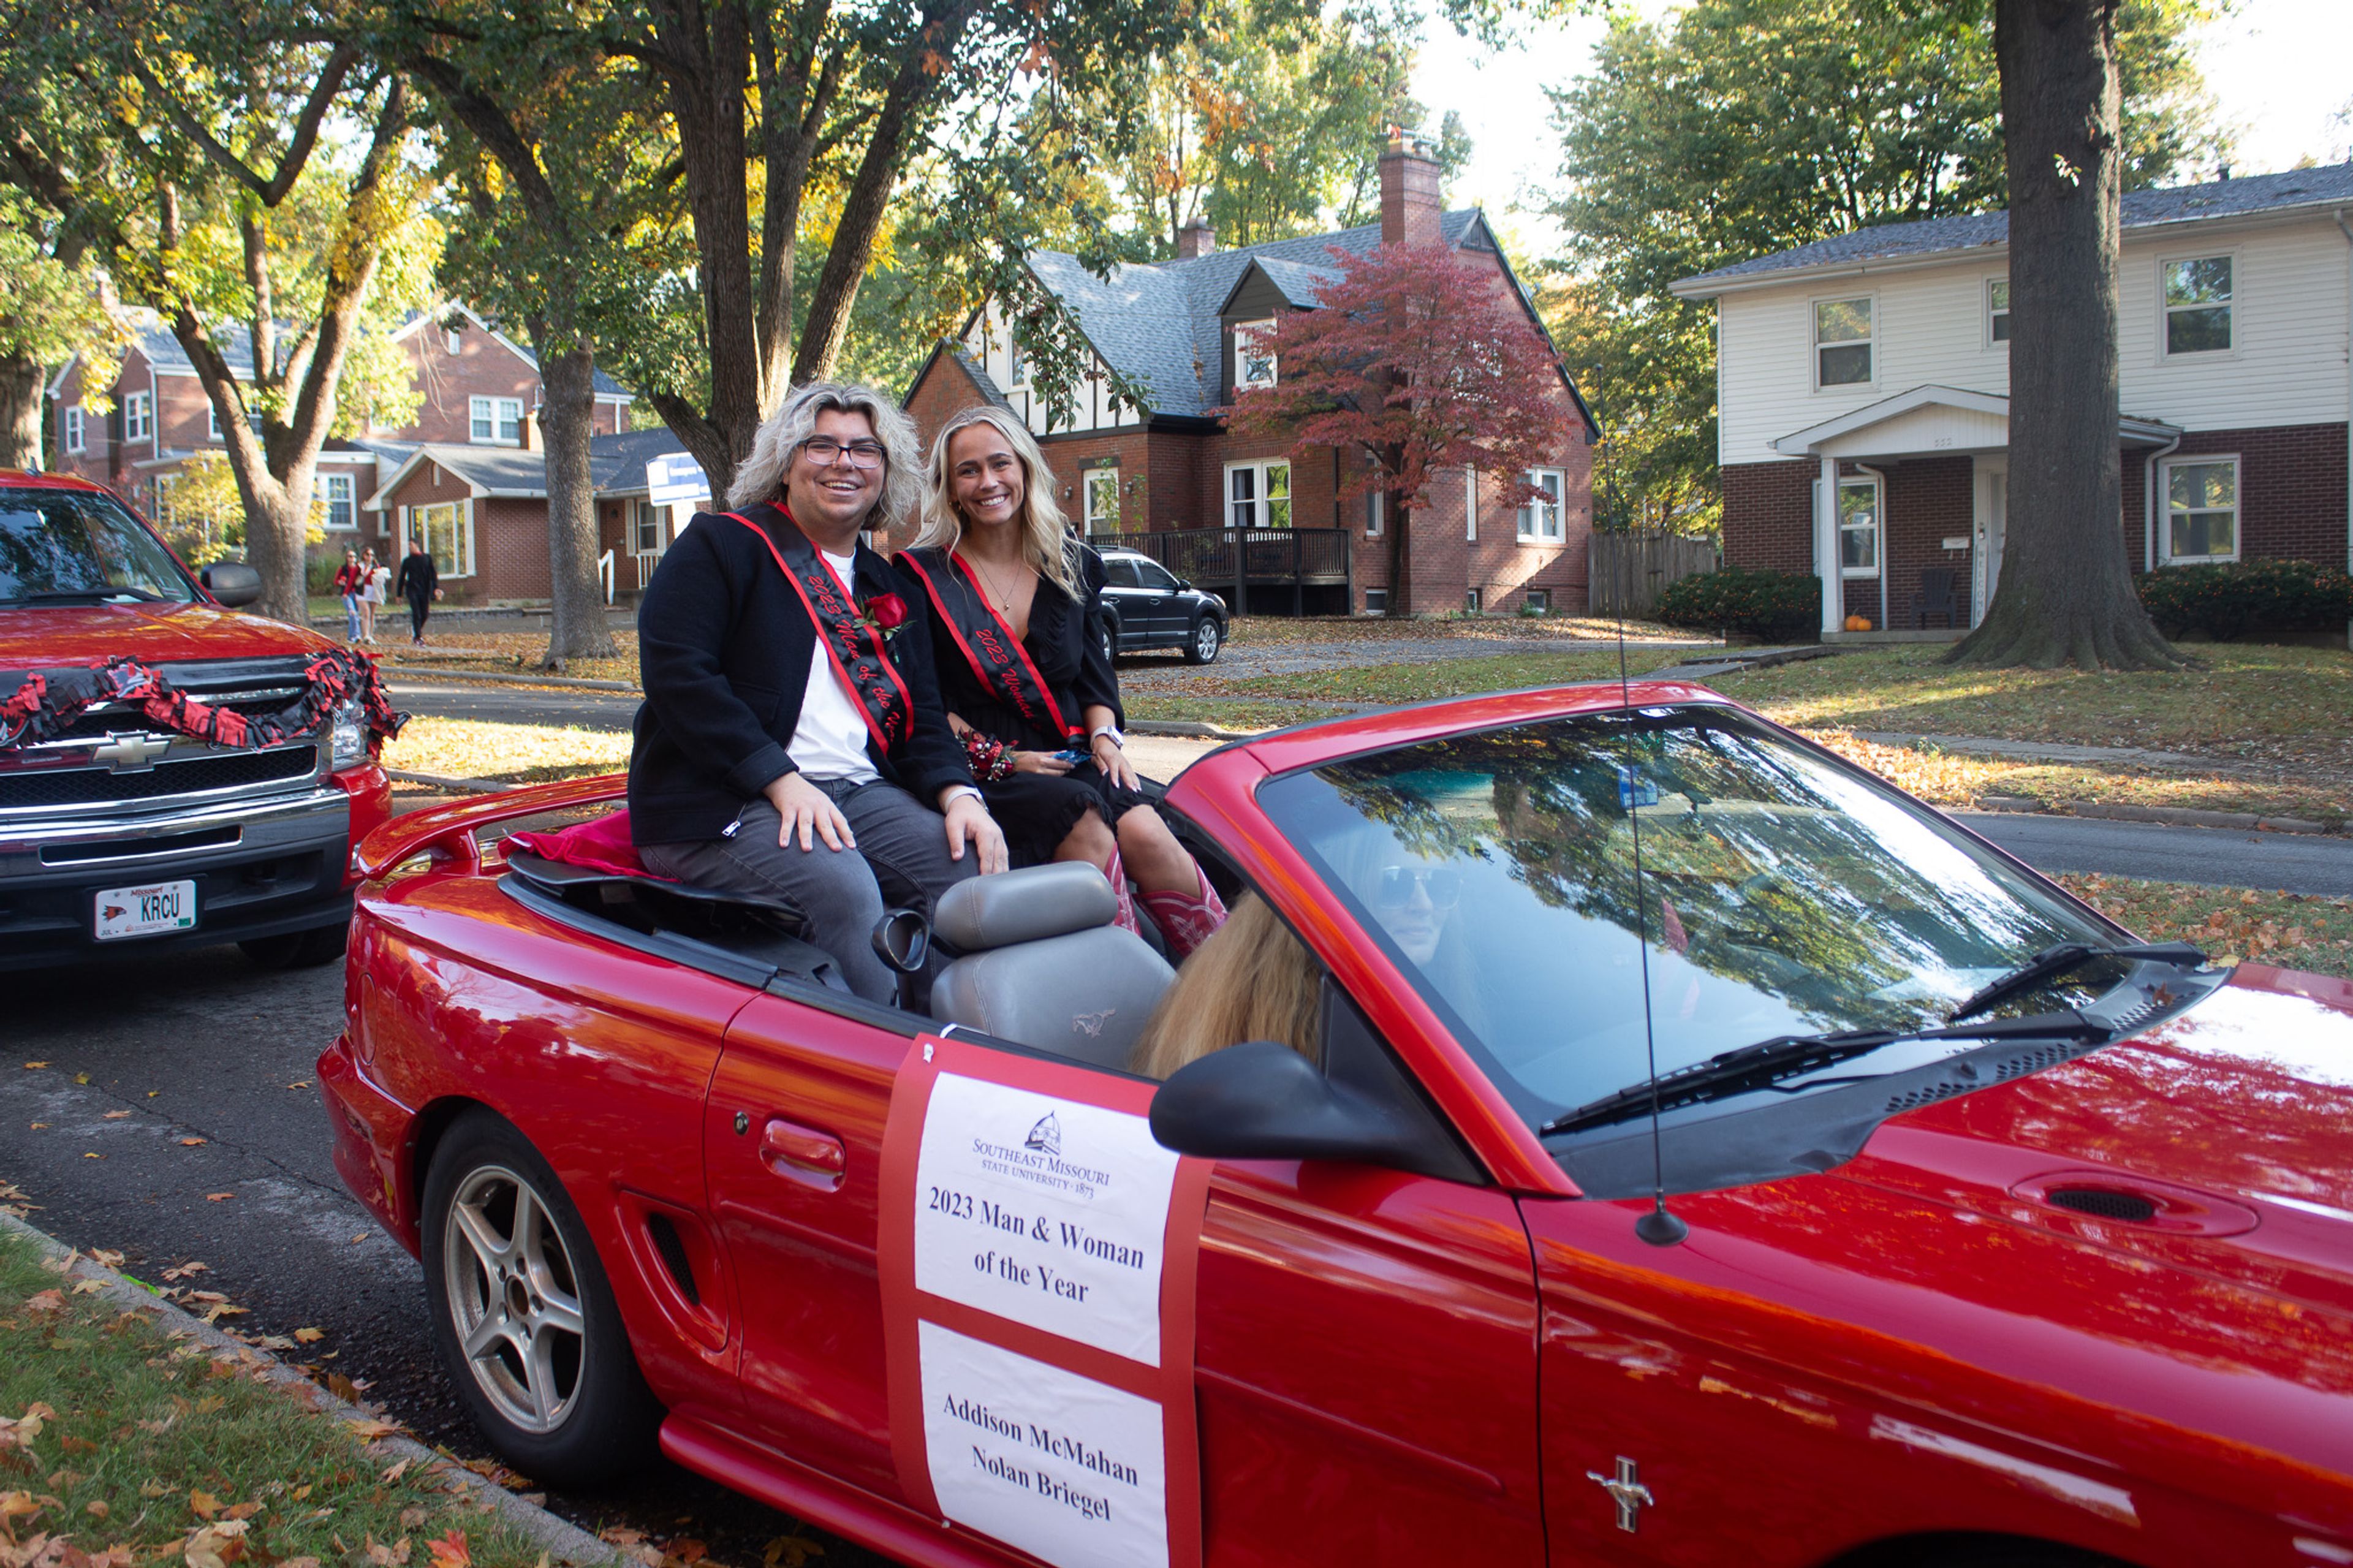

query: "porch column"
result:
(1816, 453), (1840, 637)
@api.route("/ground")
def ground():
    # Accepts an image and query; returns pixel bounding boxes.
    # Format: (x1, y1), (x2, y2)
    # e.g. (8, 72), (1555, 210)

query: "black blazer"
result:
(894, 544), (1124, 752)
(395, 553), (437, 600)
(628, 503), (969, 846)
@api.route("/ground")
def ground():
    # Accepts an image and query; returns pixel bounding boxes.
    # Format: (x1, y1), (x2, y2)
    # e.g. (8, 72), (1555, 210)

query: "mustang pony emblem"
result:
(1071, 1009), (1115, 1038)
(1587, 1457), (1654, 1532)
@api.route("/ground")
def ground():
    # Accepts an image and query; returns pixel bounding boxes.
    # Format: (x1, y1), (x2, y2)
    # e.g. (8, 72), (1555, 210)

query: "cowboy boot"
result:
(1138, 864), (1229, 961)
(1101, 848), (1142, 937)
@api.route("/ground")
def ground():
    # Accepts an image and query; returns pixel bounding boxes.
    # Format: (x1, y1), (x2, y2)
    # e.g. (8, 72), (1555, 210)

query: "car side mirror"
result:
(1150, 1040), (1444, 1171)
(201, 561), (263, 607)
(871, 907), (930, 975)
(1176, 578), (1192, 591)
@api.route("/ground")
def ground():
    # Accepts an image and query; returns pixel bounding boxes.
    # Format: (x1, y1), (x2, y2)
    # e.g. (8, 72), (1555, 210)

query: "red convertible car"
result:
(322, 684), (2353, 1568)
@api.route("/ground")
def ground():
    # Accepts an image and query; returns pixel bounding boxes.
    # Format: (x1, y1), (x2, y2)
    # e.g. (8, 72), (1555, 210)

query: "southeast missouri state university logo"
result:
(1025, 1112), (1061, 1157)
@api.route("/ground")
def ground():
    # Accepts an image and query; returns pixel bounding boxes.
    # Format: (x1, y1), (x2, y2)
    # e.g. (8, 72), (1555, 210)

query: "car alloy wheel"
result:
(442, 1162), (586, 1433)
(1101, 620), (1118, 666)
(420, 1109), (659, 1484)
(1185, 616), (1222, 665)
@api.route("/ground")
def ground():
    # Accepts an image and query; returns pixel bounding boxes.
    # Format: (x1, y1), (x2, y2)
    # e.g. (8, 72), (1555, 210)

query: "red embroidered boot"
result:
(1138, 865), (1229, 961)
(1101, 848), (1142, 937)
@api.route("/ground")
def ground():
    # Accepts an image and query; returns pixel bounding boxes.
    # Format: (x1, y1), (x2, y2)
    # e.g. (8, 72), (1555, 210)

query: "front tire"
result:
(1184, 615), (1224, 665)
(1099, 616), (1119, 667)
(420, 1110), (660, 1486)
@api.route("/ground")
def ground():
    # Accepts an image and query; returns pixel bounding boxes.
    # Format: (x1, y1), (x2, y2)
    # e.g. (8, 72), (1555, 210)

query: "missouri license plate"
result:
(94, 880), (197, 941)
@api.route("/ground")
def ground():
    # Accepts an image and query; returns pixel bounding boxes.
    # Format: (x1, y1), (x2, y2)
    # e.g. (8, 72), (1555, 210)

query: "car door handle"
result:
(759, 1117), (846, 1189)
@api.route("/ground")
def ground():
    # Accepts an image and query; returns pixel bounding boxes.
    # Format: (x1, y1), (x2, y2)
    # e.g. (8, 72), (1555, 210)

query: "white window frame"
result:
(631, 499), (666, 557)
(314, 472), (357, 532)
(123, 391), (153, 443)
(64, 405), (83, 453)
(1517, 468), (1566, 543)
(1811, 294), (1876, 392)
(1006, 328), (1027, 390)
(1524, 588), (1551, 613)
(208, 400), (264, 441)
(2159, 253), (2236, 360)
(401, 499), (476, 578)
(1836, 474), (1882, 579)
(1362, 588), (1388, 614)
(1234, 318), (1278, 390)
(444, 328), (463, 355)
(2158, 454), (2241, 564)
(1365, 487), (1384, 538)
(469, 395), (523, 446)
(1987, 278), (2010, 347)
(1081, 467), (1121, 536)
(1224, 458), (1292, 529)
(1464, 466), (1477, 542)
(1464, 587), (1482, 613)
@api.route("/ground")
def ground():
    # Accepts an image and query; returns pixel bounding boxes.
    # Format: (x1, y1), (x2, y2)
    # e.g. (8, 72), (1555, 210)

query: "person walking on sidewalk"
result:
(396, 539), (442, 645)
(333, 549), (364, 642)
(358, 548), (385, 643)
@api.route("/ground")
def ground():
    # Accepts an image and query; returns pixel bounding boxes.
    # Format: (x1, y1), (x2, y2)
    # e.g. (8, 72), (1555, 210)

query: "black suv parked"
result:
(1095, 546), (1227, 664)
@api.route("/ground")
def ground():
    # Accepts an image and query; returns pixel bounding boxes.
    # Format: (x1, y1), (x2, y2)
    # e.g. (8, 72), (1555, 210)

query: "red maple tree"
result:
(1215, 241), (1573, 614)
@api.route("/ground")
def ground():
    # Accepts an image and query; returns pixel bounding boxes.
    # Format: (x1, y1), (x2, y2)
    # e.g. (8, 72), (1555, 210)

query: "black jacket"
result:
(895, 545), (1124, 752)
(395, 553), (437, 600)
(629, 503), (969, 845)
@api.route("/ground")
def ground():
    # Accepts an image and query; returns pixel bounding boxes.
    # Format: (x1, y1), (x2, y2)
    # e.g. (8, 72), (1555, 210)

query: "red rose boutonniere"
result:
(859, 593), (910, 642)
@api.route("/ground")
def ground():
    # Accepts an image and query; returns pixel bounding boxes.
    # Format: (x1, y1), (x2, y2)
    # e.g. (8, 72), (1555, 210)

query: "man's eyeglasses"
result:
(1375, 865), (1460, 909)
(801, 437), (887, 469)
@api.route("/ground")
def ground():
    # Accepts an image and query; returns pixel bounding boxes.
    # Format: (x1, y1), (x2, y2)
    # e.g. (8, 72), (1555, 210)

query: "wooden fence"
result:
(1588, 531), (1719, 619)
(1096, 527), (1351, 615)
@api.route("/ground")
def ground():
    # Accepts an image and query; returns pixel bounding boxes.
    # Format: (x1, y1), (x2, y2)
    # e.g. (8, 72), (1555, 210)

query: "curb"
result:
(1969, 798), (2335, 835)
(1129, 719), (1257, 741)
(0, 1207), (617, 1567)
(388, 768), (511, 793)
(385, 665), (639, 694)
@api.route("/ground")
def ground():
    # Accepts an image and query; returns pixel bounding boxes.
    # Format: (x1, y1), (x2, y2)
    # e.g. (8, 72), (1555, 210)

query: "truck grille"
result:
(0, 746), (318, 809)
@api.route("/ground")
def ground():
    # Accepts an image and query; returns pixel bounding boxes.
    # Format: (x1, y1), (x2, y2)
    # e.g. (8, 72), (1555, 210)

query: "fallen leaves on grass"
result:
(381, 719), (629, 787)
(425, 1530), (470, 1568)
(2055, 874), (2353, 980)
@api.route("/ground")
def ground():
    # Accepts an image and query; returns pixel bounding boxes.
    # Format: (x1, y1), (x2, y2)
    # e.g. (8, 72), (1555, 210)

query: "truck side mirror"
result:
(201, 562), (263, 608)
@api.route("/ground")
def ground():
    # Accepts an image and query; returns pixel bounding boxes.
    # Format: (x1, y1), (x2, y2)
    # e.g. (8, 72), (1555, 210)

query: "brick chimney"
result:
(1379, 126), (1442, 248)
(1176, 221), (1216, 260)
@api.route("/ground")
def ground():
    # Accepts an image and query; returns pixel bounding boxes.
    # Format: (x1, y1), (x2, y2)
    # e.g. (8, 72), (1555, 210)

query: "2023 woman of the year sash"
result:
(898, 546), (1080, 746)
(727, 506), (912, 751)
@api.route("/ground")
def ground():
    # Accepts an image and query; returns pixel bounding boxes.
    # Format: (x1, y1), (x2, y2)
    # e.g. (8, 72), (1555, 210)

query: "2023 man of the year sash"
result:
(898, 547), (1081, 746)
(727, 506), (912, 752)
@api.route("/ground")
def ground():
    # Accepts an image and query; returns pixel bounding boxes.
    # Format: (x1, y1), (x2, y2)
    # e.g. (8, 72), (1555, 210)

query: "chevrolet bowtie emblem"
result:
(91, 733), (171, 772)
(1587, 1456), (1654, 1532)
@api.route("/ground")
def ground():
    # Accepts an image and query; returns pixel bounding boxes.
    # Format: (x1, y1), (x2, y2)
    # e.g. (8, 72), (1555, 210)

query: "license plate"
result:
(94, 880), (197, 941)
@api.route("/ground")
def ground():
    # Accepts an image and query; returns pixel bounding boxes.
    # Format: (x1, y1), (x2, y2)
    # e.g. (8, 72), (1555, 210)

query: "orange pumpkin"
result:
(1843, 613), (1873, 632)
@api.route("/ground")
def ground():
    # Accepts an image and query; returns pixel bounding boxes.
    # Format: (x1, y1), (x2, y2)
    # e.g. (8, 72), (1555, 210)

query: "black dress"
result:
(894, 544), (1150, 868)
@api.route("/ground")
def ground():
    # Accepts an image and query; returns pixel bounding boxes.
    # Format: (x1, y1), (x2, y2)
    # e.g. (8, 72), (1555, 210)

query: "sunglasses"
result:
(1376, 865), (1460, 909)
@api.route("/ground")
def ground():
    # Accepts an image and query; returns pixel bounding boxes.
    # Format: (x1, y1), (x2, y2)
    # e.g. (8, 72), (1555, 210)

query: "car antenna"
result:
(1616, 590), (1688, 1248)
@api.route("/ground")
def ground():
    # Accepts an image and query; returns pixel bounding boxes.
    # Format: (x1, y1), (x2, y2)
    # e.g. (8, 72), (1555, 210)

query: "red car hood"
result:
(0, 602), (332, 667)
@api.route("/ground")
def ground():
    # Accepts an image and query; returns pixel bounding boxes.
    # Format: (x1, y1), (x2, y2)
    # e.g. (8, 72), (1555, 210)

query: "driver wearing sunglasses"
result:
(1374, 859), (1460, 964)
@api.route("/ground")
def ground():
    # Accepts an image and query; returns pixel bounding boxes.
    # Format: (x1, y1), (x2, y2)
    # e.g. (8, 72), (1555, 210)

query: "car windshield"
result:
(0, 488), (197, 605)
(1256, 704), (2128, 1129)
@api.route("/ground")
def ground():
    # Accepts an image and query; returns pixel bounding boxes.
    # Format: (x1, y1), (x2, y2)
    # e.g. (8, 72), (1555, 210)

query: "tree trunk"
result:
(537, 340), (616, 666)
(0, 352), (45, 471)
(1947, 0), (2180, 669)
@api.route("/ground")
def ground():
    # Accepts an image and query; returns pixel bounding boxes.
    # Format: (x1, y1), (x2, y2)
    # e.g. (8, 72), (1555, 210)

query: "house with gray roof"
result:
(905, 133), (1601, 616)
(1670, 164), (2353, 639)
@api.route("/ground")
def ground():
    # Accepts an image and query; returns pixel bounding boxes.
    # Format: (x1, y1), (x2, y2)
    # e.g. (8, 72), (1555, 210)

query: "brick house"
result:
(903, 135), (1601, 616)
(363, 427), (703, 607)
(44, 304), (635, 566)
(1670, 165), (2353, 638)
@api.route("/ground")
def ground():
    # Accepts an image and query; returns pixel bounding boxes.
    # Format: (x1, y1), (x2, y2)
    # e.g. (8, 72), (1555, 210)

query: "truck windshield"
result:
(0, 488), (198, 605)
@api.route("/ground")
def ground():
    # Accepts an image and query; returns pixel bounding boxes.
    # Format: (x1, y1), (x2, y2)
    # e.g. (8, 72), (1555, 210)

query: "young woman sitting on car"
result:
(895, 406), (1228, 959)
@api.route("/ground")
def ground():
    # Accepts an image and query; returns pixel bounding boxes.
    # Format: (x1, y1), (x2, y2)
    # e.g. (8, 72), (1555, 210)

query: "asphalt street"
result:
(1955, 811), (2353, 897)
(388, 678), (640, 732)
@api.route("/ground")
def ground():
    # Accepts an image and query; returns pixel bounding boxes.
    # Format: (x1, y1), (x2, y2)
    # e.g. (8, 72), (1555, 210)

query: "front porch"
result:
(1772, 385), (2181, 638)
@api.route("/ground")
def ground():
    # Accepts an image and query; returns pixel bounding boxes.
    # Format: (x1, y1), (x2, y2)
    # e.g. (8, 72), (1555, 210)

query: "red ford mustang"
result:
(322, 685), (2353, 1568)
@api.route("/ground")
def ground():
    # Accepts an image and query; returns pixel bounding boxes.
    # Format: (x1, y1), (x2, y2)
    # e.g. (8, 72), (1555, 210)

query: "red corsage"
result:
(859, 593), (909, 640)
(961, 729), (1014, 783)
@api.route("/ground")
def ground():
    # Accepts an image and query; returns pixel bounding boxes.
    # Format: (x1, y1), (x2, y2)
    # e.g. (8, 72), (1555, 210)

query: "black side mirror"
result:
(1176, 578), (1192, 591)
(871, 907), (930, 974)
(201, 561), (263, 607)
(1150, 1040), (1442, 1170)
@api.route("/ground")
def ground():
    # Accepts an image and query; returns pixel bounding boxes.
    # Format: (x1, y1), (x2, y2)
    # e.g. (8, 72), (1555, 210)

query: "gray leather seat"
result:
(930, 861), (1175, 1070)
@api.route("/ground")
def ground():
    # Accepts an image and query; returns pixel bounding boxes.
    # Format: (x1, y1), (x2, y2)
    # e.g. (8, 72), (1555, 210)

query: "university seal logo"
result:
(1025, 1112), (1061, 1156)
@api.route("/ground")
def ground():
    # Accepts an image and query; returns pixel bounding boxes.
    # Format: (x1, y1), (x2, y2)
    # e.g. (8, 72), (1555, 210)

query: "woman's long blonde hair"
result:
(912, 405), (1079, 597)
(1129, 895), (1323, 1081)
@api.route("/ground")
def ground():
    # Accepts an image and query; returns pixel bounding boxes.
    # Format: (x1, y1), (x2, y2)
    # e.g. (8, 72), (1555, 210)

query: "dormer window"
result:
(1236, 319), (1277, 389)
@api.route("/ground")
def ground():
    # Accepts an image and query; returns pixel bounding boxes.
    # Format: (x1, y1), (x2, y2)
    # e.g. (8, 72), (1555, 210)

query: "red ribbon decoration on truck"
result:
(0, 648), (406, 754)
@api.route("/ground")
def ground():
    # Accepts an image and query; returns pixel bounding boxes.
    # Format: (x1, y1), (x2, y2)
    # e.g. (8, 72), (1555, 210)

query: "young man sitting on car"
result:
(629, 381), (1008, 1004)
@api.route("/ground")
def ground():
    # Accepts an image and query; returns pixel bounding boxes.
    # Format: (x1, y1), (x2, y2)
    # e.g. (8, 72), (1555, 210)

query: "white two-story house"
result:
(1671, 164), (2353, 637)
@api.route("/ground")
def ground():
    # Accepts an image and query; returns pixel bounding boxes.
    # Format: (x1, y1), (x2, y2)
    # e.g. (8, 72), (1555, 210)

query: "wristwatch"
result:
(1091, 724), (1125, 749)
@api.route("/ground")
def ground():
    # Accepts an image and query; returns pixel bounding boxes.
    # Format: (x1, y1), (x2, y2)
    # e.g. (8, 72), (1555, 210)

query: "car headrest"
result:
(934, 860), (1117, 950)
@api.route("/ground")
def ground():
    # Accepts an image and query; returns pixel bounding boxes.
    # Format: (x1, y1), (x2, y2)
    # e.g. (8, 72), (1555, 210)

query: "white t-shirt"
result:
(788, 547), (882, 785)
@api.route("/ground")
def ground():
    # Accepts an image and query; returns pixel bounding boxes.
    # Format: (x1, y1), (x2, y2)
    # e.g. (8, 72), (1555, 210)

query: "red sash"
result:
(898, 547), (1080, 744)
(727, 507), (912, 752)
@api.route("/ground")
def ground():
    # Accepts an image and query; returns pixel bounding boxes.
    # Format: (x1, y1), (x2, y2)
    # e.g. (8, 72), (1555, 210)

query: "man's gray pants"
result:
(640, 778), (976, 1005)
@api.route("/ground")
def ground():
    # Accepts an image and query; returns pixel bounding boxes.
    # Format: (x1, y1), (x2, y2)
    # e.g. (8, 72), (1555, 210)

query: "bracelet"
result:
(961, 729), (1015, 784)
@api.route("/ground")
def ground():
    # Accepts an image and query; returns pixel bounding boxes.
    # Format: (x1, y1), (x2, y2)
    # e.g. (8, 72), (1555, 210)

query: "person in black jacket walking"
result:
(395, 539), (441, 644)
(631, 381), (1007, 1004)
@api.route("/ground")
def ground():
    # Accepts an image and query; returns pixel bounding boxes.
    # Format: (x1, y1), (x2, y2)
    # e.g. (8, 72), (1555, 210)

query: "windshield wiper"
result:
(1541, 1010), (2107, 1137)
(1947, 940), (2205, 1025)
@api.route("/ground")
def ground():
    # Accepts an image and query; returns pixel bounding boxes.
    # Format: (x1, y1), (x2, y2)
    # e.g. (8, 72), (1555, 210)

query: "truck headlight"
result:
(330, 698), (368, 768)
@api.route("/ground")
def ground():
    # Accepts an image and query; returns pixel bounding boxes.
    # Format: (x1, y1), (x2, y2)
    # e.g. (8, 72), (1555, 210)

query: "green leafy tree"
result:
(0, 187), (123, 471)
(0, 2), (437, 623)
(1544, 0), (2228, 552)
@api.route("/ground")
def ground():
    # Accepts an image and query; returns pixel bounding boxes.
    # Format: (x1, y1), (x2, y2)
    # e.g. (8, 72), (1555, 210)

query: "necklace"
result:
(963, 553), (1033, 620)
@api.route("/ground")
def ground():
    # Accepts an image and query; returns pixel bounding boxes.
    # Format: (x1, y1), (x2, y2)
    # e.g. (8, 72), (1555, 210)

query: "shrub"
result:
(2137, 559), (2353, 640)
(1655, 567), (1821, 641)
